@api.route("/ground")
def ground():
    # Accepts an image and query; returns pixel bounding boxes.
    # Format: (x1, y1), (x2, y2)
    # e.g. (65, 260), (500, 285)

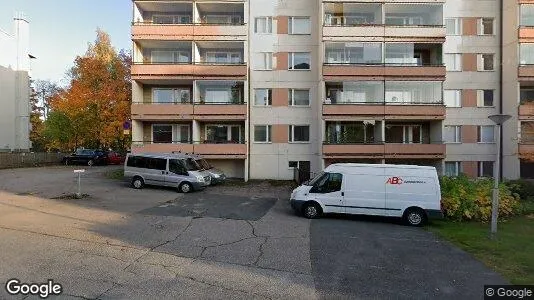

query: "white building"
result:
(0, 13), (32, 152)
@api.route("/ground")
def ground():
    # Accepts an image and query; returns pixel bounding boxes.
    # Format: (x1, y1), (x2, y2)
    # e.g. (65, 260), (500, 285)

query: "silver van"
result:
(124, 153), (211, 193)
(192, 155), (226, 185)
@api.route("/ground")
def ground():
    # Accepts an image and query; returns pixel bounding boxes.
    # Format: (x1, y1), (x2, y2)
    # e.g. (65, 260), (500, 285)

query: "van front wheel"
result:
(179, 182), (193, 193)
(302, 202), (322, 219)
(404, 208), (426, 226)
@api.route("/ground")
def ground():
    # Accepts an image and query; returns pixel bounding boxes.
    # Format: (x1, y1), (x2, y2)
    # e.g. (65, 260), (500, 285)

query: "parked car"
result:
(289, 163), (443, 226)
(63, 149), (108, 166)
(107, 151), (124, 165)
(124, 153), (212, 193)
(192, 155), (226, 185)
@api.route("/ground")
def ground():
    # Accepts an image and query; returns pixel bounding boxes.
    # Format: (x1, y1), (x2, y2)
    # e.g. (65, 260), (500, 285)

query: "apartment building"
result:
(0, 13), (32, 152)
(130, 0), (528, 181)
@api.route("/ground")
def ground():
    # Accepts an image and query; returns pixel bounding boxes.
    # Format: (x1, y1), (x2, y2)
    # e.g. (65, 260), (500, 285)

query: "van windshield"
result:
(184, 158), (200, 171)
(306, 172), (325, 186)
(197, 159), (212, 170)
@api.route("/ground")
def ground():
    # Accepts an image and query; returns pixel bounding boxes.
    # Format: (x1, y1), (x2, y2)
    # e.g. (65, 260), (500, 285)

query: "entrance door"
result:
(298, 161), (311, 183)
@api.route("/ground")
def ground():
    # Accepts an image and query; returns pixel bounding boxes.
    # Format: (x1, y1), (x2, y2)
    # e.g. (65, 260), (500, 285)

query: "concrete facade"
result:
(130, 0), (529, 180)
(0, 14), (32, 152)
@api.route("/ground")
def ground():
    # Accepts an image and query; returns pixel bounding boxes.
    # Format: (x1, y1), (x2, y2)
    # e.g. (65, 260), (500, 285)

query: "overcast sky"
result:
(0, 0), (131, 85)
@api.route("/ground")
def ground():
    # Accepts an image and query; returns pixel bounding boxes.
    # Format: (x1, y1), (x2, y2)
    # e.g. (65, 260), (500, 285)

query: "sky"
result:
(0, 0), (131, 85)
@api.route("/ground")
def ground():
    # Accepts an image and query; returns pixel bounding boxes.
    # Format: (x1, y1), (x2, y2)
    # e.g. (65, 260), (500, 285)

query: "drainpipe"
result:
(499, 0), (504, 180)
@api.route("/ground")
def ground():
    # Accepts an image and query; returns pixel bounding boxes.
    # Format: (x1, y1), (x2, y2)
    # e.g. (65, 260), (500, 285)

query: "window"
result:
(254, 52), (273, 70)
(325, 42), (382, 64)
(444, 54), (462, 71)
(152, 124), (190, 143)
(289, 17), (311, 34)
(151, 50), (190, 63)
(289, 125), (310, 143)
(254, 89), (272, 106)
(445, 18), (461, 35)
(153, 88), (191, 104)
(520, 44), (534, 65)
(477, 125), (495, 143)
(521, 4), (534, 26)
(477, 90), (494, 107)
(153, 125), (173, 143)
(479, 18), (494, 35)
(206, 125), (242, 143)
(310, 172), (343, 194)
(169, 159), (188, 175)
(478, 54), (494, 71)
(445, 162), (461, 177)
(288, 161), (310, 169)
(203, 87), (241, 104)
(153, 15), (191, 24)
(288, 52), (311, 70)
(289, 89), (310, 106)
(146, 158), (167, 171)
(385, 125), (422, 144)
(478, 161), (494, 178)
(127, 156), (146, 168)
(255, 17), (273, 33)
(206, 52), (241, 64)
(444, 126), (462, 143)
(254, 125), (272, 143)
(444, 90), (462, 107)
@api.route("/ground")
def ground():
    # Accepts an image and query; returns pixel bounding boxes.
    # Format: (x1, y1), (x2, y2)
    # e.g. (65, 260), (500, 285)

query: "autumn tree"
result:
(30, 79), (62, 151)
(47, 29), (131, 152)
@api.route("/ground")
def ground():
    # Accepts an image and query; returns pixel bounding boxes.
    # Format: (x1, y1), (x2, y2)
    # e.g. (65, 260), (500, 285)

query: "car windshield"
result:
(306, 172), (325, 186)
(184, 158), (200, 171)
(197, 159), (212, 170)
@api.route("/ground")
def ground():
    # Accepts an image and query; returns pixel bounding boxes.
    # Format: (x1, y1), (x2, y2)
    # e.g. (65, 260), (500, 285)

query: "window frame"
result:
(478, 18), (494, 36)
(444, 125), (462, 144)
(478, 161), (495, 178)
(152, 87), (191, 104)
(444, 161), (462, 177)
(477, 125), (495, 143)
(254, 16), (273, 34)
(288, 52), (311, 71)
(477, 53), (495, 71)
(254, 89), (273, 106)
(288, 16), (311, 35)
(444, 53), (462, 72)
(254, 52), (273, 70)
(444, 89), (462, 107)
(289, 89), (311, 106)
(288, 125), (311, 143)
(205, 124), (242, 143)
(253, 125), (272, 143)
(477, 89), (495, 107)
(445, 18), (462, 35)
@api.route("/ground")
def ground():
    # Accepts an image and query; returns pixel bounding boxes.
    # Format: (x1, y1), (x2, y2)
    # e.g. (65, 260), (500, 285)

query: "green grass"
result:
(105, 169), (124, 180)
(428, 210), (534, 284)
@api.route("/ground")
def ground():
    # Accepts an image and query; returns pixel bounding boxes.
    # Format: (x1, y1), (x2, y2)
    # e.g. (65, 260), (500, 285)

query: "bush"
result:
(440, 175), (521, 222)
(504, 179), (534, 202)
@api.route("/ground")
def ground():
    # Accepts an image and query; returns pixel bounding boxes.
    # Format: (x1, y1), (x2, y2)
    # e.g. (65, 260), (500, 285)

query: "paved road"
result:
(0, 166), (506, 299)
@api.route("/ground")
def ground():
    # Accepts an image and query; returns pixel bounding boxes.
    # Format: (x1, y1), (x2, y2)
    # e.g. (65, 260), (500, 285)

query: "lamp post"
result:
(488, 114), (511, 239)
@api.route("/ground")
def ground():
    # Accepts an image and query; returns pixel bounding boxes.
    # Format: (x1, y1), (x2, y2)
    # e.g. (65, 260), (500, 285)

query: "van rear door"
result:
(385, 168), (436, 217)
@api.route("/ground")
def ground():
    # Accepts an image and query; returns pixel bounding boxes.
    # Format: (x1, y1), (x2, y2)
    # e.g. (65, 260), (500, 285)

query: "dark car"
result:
(63, 149), (108, 166)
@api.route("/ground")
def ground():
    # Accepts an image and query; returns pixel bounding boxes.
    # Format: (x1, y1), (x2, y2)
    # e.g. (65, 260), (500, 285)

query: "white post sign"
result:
(74, 169), (85, 198)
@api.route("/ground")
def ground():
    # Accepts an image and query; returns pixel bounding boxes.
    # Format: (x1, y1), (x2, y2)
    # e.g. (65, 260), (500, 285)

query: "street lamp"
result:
(488, 114), (511, 239)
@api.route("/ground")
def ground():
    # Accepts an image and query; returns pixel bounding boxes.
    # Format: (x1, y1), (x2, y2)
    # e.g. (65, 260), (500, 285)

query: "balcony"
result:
(322, 143), (445, 158)
(132, 103), (194, 121)
(132, 41), (247, 80)
(132, 1), (246, 41)
(519, 86), (534, 119)
(131, 142), (246, 159)
(323, 3), (444, 40)
(323, 81), (445, 119)
(323, 42), (445, 80)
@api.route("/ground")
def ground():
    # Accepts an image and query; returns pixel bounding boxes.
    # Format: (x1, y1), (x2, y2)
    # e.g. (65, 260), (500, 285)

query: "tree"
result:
(47, 29), (131, 152)
(30, 79), (62, 151)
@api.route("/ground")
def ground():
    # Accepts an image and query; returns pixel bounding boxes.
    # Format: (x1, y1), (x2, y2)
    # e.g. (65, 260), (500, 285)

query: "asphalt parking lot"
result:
(0, 166), (506, 299)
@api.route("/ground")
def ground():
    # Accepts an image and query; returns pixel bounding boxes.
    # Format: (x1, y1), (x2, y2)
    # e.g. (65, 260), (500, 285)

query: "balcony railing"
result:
(323, 62), (444, 67)
(133, 100), (247, 105)
(324, 22), (443, 28)
(133, 61), (246, 66)
(133, 21), (246, 26)
(323, 100), (443, 105)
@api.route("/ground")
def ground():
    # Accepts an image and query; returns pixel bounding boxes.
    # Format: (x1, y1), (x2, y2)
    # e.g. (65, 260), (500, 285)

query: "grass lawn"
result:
(428, 212), (534, 284)
(105, 168), (124, 180)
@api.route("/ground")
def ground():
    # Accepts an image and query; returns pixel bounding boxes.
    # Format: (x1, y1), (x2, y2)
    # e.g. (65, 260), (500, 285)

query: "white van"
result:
(290, 163), (443, 226)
